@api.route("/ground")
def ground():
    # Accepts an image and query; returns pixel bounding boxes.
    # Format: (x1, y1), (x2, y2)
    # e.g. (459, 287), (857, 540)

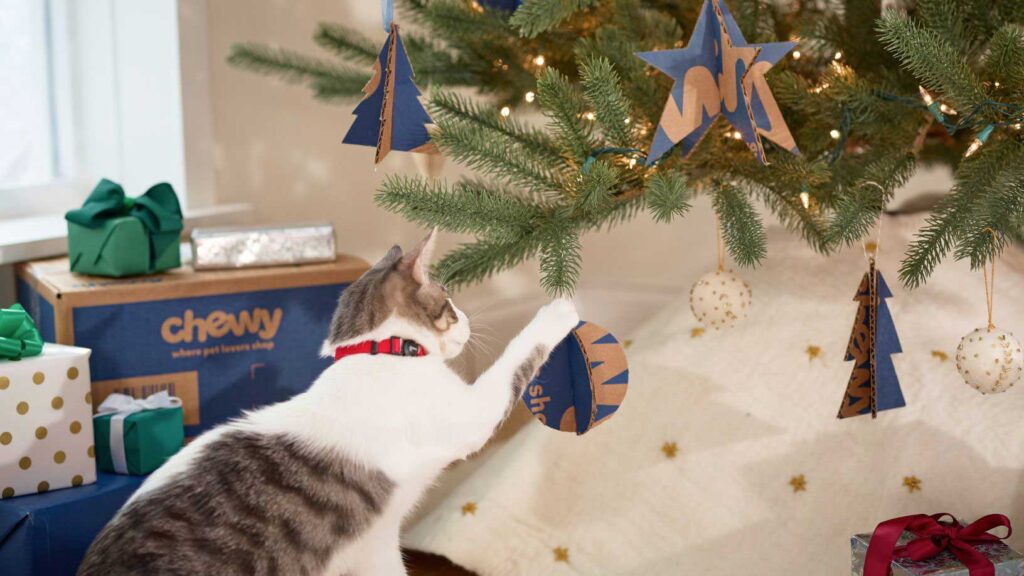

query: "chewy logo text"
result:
(161, 308), (283, 344)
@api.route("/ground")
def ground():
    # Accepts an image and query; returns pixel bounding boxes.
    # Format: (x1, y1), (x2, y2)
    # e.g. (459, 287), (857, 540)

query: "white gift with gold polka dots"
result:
(0, 344), (96, 499)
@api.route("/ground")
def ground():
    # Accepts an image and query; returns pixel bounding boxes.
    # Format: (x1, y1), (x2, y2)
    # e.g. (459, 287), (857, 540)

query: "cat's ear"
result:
(401, 228), (438, 285)
(372, 245), (403, 270)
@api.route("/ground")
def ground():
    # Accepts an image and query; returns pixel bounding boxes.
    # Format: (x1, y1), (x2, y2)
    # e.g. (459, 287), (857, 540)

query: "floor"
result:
(406, 551), (476, 576)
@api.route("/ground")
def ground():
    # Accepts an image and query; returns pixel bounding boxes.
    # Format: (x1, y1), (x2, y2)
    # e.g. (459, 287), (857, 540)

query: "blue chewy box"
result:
(16, 256), (368, 437)
(0, 474), (145, 575)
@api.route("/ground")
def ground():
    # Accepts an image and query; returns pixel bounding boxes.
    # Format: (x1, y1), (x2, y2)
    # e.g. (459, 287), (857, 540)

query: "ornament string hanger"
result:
(715, 212), (725, 272)
(382, 0), (393, 30)
(982, 227), (998, 332)
(862, 215), (883, 266)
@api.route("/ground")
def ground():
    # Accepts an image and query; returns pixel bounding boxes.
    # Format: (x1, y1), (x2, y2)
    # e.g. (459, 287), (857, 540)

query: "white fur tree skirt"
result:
(405, 214), (1024, 575)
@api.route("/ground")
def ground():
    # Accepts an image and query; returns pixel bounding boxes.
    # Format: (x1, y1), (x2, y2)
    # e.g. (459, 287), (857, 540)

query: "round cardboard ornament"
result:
(522, 321), (629, 434)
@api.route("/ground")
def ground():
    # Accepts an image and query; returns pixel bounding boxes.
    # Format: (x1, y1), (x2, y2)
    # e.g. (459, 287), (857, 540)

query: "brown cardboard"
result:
(16, 256), (369, 345)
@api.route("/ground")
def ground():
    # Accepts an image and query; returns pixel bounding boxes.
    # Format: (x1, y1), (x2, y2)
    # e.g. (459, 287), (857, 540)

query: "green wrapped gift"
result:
(66, 179), (183, 277)
(93, 391), (184, 475)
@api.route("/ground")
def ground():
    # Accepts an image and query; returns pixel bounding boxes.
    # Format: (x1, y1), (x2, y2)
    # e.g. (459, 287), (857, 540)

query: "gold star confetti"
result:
(553, 546), (570, 563)
(806, 345), (822, 360)
(661, 441), (679, 459)
(691, 327), (706, 338)
(903, 476), (922, 493)
(931, 350), (949, 362)
(623, 339), (634, 349)
(789, 474), (807, 493)
(461, 502), (477, 516)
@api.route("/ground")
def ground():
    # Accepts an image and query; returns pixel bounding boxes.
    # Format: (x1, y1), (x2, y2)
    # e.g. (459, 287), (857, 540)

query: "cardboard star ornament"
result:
(635, 0), (799, 165)
(837, 259), (906, 419)
(343, 22), (436, 164)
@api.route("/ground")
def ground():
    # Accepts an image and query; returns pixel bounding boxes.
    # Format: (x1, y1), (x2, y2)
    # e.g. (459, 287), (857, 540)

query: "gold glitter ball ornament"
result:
(689, 270), (752, 329)
(955, 326), (1024, 394)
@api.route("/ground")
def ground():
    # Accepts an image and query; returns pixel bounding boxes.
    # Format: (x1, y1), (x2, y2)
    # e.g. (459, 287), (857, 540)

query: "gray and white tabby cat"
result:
(77, 229), (579, 576)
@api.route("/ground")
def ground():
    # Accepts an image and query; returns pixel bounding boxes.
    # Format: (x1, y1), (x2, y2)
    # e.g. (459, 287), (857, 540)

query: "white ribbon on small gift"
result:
(94, 391), (182, 474)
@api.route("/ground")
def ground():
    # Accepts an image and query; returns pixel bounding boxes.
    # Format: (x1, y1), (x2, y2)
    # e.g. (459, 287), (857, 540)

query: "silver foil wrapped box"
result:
(190, 224), (336, 270)
(851, 531), (1024, 575)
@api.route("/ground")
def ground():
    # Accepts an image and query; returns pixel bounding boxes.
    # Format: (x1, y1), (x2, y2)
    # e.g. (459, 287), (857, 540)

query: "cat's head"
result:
(327, 229), (470, 359)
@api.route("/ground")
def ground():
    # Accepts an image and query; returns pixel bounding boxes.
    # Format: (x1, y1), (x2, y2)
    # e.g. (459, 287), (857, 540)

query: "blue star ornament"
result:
(636, 0), (799, 165)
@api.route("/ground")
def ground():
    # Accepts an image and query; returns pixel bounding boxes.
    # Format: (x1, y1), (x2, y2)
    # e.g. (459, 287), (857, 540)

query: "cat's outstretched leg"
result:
(467, 298), (579, 440)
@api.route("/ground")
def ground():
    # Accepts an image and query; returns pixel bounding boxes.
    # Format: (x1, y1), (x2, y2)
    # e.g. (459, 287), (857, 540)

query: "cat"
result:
(77, 228), (580, 576)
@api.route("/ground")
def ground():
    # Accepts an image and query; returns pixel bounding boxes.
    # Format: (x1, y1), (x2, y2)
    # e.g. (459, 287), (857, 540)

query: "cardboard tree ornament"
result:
(523, 321), (629, 434)
(635, 0), (799, 165)
(837, 260), (906, 419)
(343, 21), (435, 164)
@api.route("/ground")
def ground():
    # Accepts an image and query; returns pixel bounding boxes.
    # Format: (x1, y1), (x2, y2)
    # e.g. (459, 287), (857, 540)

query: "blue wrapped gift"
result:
(0, 474), (144, 575)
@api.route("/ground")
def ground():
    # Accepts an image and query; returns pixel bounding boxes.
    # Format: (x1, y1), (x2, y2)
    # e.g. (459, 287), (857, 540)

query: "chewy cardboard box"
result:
(16, 256), (368, 437)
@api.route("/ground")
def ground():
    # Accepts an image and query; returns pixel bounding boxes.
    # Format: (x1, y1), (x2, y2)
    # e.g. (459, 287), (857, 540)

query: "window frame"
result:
(0, 0), (217, 220)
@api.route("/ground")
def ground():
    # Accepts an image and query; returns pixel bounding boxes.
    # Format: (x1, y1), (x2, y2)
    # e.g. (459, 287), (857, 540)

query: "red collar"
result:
(334, 337), (428, 362)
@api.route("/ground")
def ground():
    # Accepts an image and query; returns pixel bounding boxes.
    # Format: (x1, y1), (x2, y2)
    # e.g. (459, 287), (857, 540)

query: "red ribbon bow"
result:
(865, 513), (1012, 576)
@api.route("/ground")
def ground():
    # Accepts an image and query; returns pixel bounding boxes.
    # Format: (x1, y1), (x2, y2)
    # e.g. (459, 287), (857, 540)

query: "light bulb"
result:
(833, 51), (843, 60)
(830, 129), (841, 140)
(524, 91), (536, 103)
(584, 111), (596, 121)
(731, 130), (743, 140)
(792, 50), (801, 60)
(500, 106), (511, 118)
(800, 191), (811, 209)
(533, 55), (546, 66)
(918, 85), (934, 106)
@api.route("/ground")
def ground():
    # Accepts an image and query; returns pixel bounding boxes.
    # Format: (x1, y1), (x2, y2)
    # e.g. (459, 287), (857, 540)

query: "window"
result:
(0, 0), (216, 221)
(0, 0), (62, 189)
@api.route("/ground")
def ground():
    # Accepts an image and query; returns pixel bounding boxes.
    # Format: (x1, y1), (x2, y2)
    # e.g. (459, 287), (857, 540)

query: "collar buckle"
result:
(401, 339), (421, 356)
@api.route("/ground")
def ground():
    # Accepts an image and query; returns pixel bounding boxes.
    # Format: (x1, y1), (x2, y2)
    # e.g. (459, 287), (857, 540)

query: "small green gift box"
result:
(65, 179), (183, 277)
(93, 392), (184, 475)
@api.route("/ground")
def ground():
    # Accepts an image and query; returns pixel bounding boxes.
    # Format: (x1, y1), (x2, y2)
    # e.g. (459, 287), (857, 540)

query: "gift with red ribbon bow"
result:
(861, 513), (1022, 576)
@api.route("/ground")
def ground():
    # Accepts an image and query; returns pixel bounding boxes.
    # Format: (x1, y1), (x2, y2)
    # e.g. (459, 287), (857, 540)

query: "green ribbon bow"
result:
(65, 179), (184, 268)
(0, 304), (44, 360)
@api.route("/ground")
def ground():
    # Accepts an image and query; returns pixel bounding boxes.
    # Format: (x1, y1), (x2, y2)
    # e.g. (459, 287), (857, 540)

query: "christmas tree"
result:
(229, 0), (1024, 295)
(837, 263), (905, 419)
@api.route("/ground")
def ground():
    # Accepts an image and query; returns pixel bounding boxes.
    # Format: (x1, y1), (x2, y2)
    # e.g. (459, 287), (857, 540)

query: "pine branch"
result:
(376, 176), (543, 241)
(824, 154), (916, 249)
(429, 90), (560, 156)
(899, 138), (1022, 288)
(227, 44), (370, 98)
(877, 10), (989, 112)
(432, 118), (566, 196)
(313, 23), (378, 64)
(510, 0), (598, 38)
(580, 56), (634, 147)
(713, 184), (768, 267)
(538, 218), (583, 295)
(536, 68), (599, 165)
(985, 24), (1024, 96)
(435, 235), (542, 290)
(953, 159), (1024, 266)
(645, 171), (691, 223)
(571, 160), (618, 216)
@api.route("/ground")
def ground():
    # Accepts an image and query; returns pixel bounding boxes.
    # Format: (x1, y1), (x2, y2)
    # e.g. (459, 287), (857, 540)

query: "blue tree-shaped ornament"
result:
(837, 260), (906, 419)
(343, 22), (434, 163)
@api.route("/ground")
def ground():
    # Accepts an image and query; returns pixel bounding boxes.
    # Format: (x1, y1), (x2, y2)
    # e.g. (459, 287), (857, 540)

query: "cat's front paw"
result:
(529, 298), (580, 348)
